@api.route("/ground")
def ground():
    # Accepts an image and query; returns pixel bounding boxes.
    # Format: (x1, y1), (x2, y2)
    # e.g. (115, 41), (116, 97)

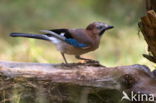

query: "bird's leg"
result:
(61, 52), (68, 64)
(75, 55), (98, 63)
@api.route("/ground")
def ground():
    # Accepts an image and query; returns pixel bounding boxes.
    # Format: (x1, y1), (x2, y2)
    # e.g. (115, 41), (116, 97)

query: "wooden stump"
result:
(139, 10), (156, 63)
(146, 0), (156, 11)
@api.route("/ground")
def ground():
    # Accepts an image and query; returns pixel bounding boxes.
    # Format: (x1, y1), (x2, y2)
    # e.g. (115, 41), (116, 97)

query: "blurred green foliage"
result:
(0, 0), (154, 68)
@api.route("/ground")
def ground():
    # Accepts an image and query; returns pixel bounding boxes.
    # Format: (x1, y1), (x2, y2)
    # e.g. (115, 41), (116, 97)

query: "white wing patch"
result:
(42, 35), (61, 44)
(60, 32), (65, 37)
(40, 30), (65, 41)
(41, 31), (67, 49)
(49, 37), (62, 44)
(48, 32), (65, 44)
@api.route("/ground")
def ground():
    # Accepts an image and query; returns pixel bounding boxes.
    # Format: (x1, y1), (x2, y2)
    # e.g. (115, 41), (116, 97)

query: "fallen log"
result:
(0, 61), (155, 103)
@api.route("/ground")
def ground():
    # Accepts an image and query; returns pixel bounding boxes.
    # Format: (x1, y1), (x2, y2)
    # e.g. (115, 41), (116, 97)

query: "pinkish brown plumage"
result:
(10, 22), (114, 64)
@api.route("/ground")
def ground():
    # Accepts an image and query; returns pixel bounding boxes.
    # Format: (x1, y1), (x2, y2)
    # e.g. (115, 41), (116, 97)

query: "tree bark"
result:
(0, 61), (155, 103)
(138, 0), (156, 63)
(146, 0), (156, 11)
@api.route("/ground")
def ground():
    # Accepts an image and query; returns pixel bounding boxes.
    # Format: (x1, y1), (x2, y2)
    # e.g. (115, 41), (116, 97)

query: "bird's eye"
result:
(97, 26), (103, 30)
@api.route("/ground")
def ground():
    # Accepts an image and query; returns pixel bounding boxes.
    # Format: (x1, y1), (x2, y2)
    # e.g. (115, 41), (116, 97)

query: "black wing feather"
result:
(45, 29), (73, 39)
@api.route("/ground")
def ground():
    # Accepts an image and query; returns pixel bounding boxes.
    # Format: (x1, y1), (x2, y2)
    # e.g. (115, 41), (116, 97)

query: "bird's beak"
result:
(99, 25), (114, 36)
(105, 25), (114, 30)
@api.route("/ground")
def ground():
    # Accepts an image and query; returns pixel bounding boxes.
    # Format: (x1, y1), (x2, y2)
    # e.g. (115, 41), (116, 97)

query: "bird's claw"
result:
(85, 59), (99, 63)
(79, 59), (99, 64)
(81, 59), (101, 66)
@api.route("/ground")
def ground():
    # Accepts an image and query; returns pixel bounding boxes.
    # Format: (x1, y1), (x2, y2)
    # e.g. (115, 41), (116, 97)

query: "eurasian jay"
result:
(10, 22), (113, 64)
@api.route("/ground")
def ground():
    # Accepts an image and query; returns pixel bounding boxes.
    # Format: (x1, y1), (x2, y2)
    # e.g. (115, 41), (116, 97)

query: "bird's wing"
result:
(49, 29), (73, 39)
(40, 29), (89, 48)
(68, 29), (93, 48)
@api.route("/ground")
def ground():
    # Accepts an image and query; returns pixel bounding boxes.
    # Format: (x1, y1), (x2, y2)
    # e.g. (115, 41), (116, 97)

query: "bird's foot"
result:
(79, 59), (100, 66)
(84, 59), (99, 63)
(75, 56), (101, 66)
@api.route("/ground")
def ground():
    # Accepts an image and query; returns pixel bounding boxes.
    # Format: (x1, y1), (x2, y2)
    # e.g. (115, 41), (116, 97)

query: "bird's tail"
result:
(10, 33), (51, 41)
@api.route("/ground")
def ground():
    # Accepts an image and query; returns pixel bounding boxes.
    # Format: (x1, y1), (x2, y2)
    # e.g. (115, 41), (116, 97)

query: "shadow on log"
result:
(0, 61), (156, 103)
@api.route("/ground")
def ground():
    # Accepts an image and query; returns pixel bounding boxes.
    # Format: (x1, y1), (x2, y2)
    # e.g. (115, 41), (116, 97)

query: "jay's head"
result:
(86, 22), (114, 36)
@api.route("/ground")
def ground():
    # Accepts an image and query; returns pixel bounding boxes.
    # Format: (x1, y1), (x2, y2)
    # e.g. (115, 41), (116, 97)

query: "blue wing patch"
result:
(65, 38), (88, 48)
